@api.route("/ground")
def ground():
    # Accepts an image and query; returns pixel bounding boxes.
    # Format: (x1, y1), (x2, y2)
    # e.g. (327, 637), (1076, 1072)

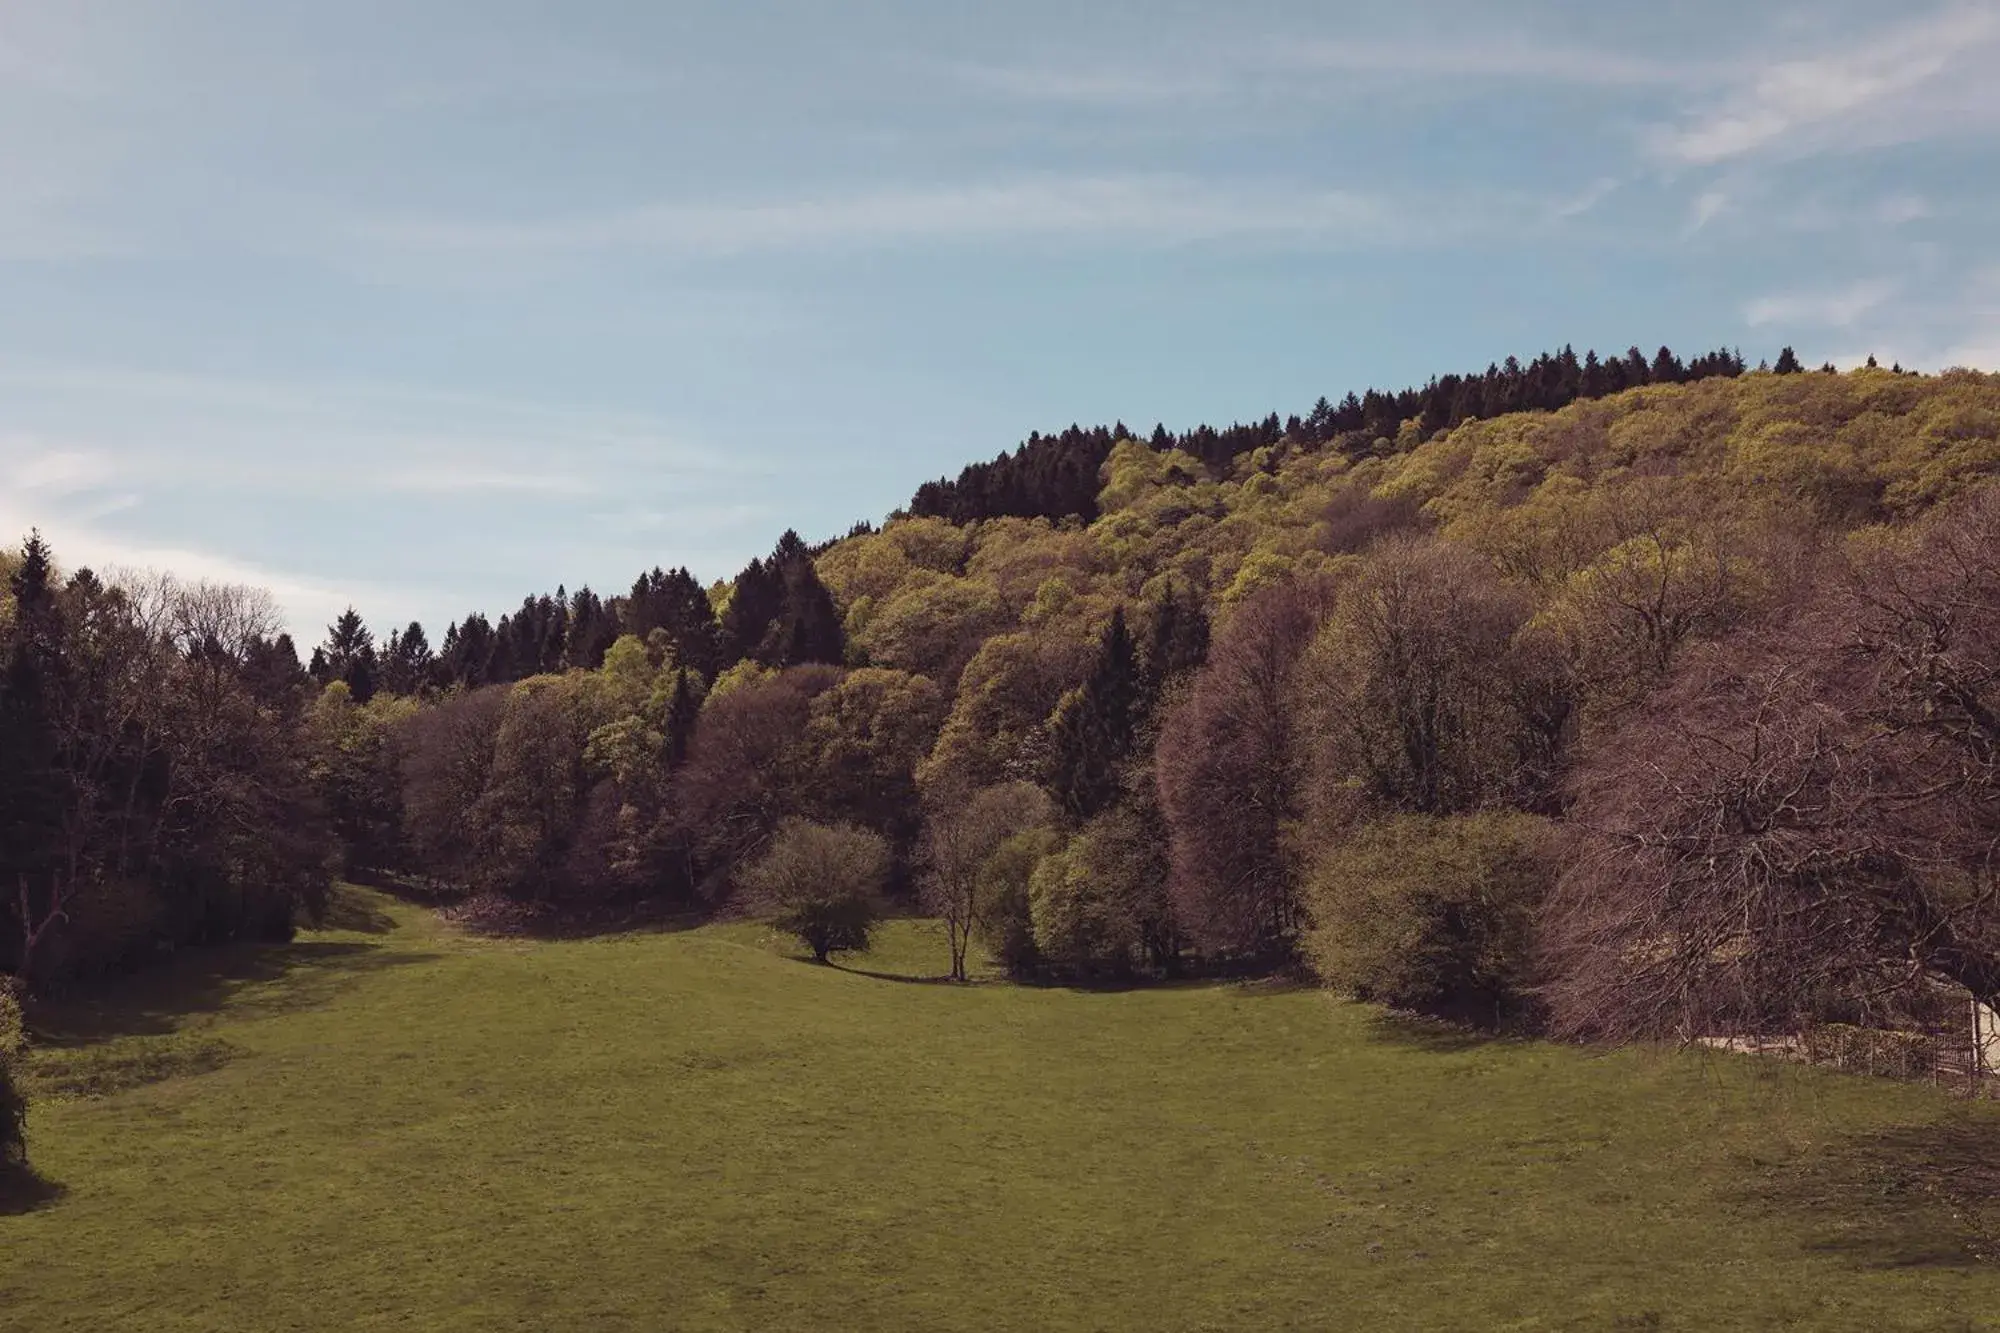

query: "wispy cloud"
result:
(948, 30), (1706, 109)
(357, 176), (1411, 256)
(1652, 3), (2000, 164)
(0, 363), (775, 635)
(0, 360), (738, 491)
(0, 487), (426, 640)
(1686, 189), (1730, 233)
(13, 444), (118, 494)
(350, 173), (1609, 261)
(1271, 36), (1697, 88)
(1744, 280), (1900, 330)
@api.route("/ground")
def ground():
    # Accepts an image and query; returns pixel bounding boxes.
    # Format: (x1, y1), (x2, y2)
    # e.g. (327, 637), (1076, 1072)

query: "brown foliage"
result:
(1543, 486), (2000, 1042)
(673, 665), (842, 900)
(1156, 580), (1327, 959)
(397, 686), (508, 891)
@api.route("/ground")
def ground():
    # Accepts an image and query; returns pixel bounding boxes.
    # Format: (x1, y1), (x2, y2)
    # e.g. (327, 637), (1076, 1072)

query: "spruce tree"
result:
(1142, 581), (1211, 701)
(0, 534), (70, 981)
(1774, 346), (1804, 375)
(722, 557), (785, 666)
(768, 557), (845, 667)
(663, 667), (700, 771)
(1048, 607), (1141, 820)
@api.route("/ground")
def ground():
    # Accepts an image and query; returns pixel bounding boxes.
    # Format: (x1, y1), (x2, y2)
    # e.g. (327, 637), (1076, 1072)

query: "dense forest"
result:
(6, 346), (2000, 1173)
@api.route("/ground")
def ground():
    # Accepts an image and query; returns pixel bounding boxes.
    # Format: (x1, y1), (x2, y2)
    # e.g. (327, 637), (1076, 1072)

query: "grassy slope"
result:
(4, 889), (1998, 1332)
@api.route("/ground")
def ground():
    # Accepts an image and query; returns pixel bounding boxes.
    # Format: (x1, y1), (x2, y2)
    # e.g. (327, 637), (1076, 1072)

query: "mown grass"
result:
(3, 887), (1998, 1331)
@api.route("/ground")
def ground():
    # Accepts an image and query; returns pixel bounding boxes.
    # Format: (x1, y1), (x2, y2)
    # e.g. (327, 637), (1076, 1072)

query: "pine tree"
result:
(244, 633), (309, 713)
(1774, 346), (1804, 375)
(1048, 607), (1141, 820)
(663, 667), (700, 771)
(381, 621), (432, 696)
(0, 533), (71, 980)
(316, 608), (377, 701)
(768, 557), (845, 667)
(1141, 581), (1210, 702)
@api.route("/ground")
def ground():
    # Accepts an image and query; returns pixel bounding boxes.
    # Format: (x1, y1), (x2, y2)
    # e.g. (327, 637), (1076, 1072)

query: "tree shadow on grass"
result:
(828, 963), (962, 985)
(0, 1166), (66, 1217)
(28, 940), (443, 1046)
(1363, 1011), (1507, 1054)
(1735, 1114), (2000, 1270)
(315, 888), (399, 935)
(438, 893), (709, 942)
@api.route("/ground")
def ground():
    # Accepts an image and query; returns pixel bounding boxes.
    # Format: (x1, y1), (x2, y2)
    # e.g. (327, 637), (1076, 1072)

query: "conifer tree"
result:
(1142, 581), (1211, 701)
(1774, 346), (1804, 375)
(316, 608), (378, 702)
(768, 556), (845, 667)
(722, 557), (785, 666)
(1048, 607), (1141, 820)
(663, 666), (701, 772)
(0, 534), (70, 981)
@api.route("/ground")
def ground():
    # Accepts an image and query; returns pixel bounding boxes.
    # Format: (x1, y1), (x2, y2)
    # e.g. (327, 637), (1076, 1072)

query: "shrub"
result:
(740, 819), (890, 963)
(1029, 829), (1147, 979)
(1306, 812), (1549, 1027)
(973, 828), (1061, 978)
(0, 983), (25, 1176)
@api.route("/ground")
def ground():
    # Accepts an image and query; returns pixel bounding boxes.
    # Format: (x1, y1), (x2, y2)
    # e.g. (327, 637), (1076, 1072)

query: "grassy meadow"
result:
(3, 886), (1999, 1331)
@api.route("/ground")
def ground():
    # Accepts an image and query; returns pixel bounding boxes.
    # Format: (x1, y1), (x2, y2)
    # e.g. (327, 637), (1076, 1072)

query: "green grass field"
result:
(4, 887), (1999, 1331)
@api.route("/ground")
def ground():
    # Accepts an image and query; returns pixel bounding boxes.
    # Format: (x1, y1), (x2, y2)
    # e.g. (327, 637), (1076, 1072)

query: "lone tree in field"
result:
(740, 819), (889, 964)
(920, 782), (1051, 981)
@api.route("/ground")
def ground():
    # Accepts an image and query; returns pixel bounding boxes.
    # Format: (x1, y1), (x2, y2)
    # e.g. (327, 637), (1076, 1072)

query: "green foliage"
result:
(1028, 827), (1149, 977)
(0, 983), (23, 1060)
(972, 826), (1060, 976)
(1306, 812), (1550, 1025)
(739, 818), (890, 963)
(0, 978), (22, 1172)
(0, 1049), (24, 1176)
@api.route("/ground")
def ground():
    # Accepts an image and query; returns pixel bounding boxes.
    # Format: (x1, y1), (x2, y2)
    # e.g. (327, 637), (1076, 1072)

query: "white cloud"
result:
(351, 173), (1606, 262)
(1744, 280), (1900, 329)
(949, 31), (1706, 109)
(1652, 4), (2000, 164)
(357, 175), (1417, 257)
(1272, 36), (1696, 88)
(13, 445), (118, 494)
(1551, 177), (1621, 220)
(0, 492), (420, 640)
(1686, 189), (1729, 232)
(1875, 194), (1934, 226)
(0, 362), (768, 636)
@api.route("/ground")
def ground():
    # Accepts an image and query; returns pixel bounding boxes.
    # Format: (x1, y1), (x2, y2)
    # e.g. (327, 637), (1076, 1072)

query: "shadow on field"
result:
(434, 892), (709, 942)
(1364, 1012), (1503, 1054)
(29, 940), (442, 1046)
(316, 890), (399, 935)
(0, 1166), (67, 1217)
(1737, 1115), (2000, 1270)
(829, 963), (959, 985)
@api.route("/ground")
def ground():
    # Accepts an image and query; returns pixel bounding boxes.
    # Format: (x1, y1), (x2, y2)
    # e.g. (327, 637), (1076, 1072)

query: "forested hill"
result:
(318, 340), (1785, 698)
(8, 360), (2000, 1088)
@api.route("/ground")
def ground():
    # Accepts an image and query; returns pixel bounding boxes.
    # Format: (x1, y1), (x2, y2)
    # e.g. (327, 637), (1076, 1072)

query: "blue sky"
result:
(4, 0), (1998, 640)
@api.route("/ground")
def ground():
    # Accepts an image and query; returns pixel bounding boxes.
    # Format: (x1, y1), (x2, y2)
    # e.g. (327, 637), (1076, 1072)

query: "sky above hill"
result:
(3, 0), (1998, 639)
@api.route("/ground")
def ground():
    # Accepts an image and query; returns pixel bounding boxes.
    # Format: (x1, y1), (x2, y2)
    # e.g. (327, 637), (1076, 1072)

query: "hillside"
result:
(5, 886), (1999, 1332)
(8, 362), (2000, 1242)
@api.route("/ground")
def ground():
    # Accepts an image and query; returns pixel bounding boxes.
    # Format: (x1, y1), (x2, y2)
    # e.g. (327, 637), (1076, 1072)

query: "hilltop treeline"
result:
(8, 357), (2000, 1178)
(907, 343), (1759, 524)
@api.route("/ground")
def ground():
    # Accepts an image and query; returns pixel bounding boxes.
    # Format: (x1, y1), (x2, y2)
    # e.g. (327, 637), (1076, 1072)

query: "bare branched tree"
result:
(919, 782), (1050, 981)
(1544, 486), (2000, 1042)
